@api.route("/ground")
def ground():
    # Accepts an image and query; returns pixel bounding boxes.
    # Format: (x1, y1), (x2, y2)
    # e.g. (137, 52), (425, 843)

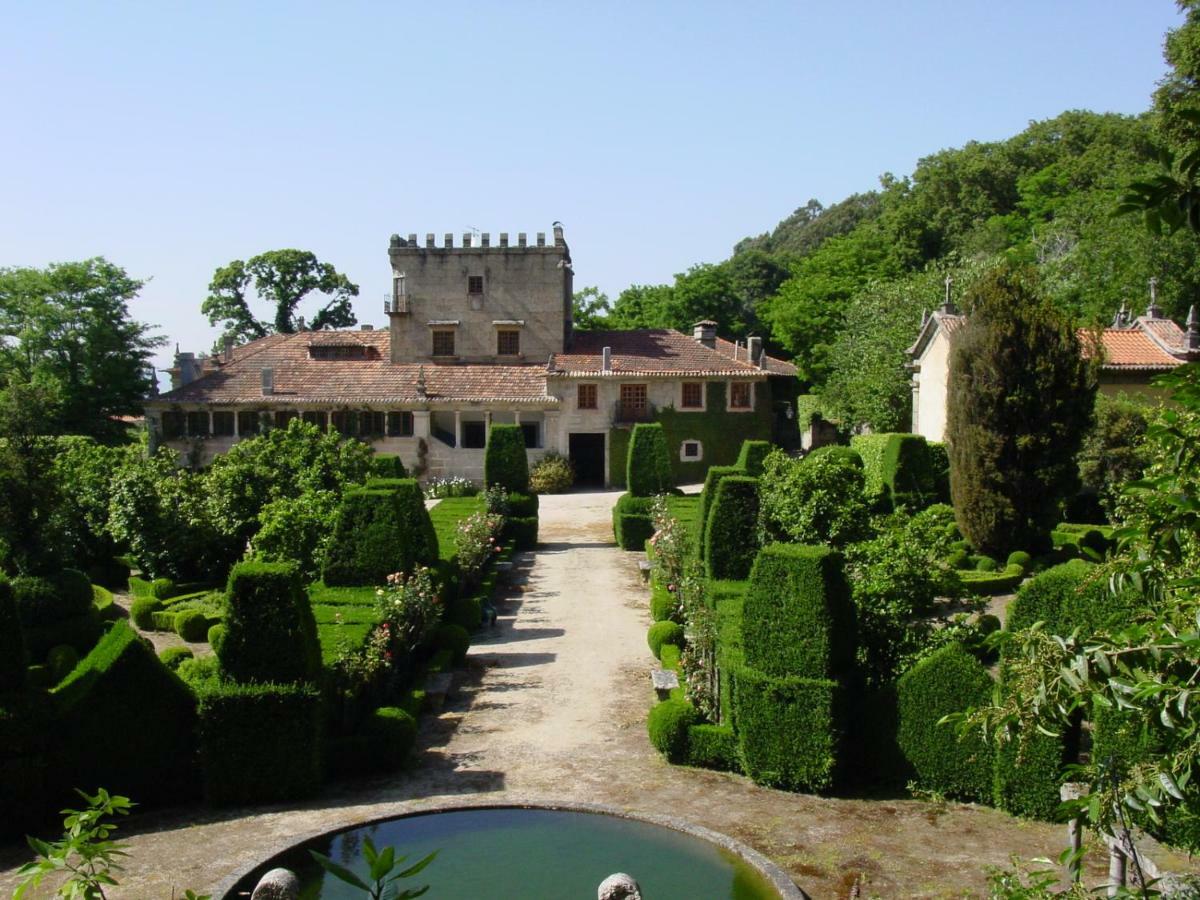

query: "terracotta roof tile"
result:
(1090, 328), (1184, 370)
(559, 329), (785, 376)
(713, 337), (798, 376)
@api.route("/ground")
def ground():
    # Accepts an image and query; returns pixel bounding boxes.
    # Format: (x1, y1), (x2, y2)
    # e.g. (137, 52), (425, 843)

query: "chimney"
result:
(602, 346), (612, 372)
(1188, 305), (1200, 353)
(1147, 277), (1164, 319)
(261, 367), (274, 395)
(222, 335), (233, 364)
(692, 320), (717, 349)
(747, 336), (764, 367)
(360, 324), (374, 331)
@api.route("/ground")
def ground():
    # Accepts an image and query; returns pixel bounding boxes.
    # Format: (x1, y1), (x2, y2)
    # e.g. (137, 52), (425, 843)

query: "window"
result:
(237, 411), (260, 436)
(432, 329), (456, 357)
(275, 410), (299, 429)
(186, 411), (210, 437)
(497, 329), (520, 356)
(619, 383), (649, 421)
(387, 411), (414, 437)
(361, 411), (385, 437)
(331, 410), (358, 436)
(212, 411), (235, 436)
(577, 384), (597, 410)
(468, 275), (484, 295)
(161, 411), (185, 440)
(462, 420), (487, 449)
(681, 440), (702, 461)
(730, 381), (753, 410)
(309, 344), (371, 360)
(681, 382), (703, 409)
(521, 422), (539, 448)
(301, 410), (326, 429)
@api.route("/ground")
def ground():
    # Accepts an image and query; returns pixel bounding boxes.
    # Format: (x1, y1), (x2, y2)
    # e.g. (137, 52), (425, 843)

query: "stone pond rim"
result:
(214, 798), (810, 899)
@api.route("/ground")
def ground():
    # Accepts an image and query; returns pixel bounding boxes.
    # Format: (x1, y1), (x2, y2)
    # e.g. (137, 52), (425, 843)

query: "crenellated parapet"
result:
(388, 223), (567, 254)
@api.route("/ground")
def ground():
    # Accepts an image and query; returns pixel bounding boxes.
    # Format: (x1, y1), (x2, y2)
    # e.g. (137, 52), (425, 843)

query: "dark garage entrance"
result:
(569, 433), (606, 487)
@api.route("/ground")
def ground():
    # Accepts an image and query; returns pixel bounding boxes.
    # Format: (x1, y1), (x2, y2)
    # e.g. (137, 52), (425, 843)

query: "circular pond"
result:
(225, 805), (796, 899)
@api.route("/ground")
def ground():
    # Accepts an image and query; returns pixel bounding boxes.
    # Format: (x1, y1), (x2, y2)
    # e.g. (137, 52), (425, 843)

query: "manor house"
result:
(146, 225), (797, 485)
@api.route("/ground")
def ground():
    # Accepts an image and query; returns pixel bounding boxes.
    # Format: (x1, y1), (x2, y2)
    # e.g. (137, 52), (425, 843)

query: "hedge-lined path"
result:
(110, 589), (214, 657)
(2, 489), (1193, 898)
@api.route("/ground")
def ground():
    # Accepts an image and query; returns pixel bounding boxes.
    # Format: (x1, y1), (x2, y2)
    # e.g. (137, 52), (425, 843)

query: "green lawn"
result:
(429, 495), (486, 561)
(667, 495), (702, 547)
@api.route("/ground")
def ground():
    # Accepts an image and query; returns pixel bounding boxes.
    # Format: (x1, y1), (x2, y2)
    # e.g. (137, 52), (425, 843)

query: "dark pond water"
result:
(226, 807), (780, 899)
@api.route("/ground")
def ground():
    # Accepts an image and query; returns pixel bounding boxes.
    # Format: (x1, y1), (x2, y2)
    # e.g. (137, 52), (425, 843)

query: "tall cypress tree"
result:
(946, 265), (1096, 555)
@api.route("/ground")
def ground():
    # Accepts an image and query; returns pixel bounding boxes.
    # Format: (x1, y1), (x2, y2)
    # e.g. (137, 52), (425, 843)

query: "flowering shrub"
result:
(375, 566), (441, 654)
(424, 476), (478, 499)
(678, 558), (717, 721)
(328, 619), (392, 714)
(648, 494), (689, 600)
(529, 453), (575, 494)
(484, 484), (510, 516)
(456, 510), (504, 590)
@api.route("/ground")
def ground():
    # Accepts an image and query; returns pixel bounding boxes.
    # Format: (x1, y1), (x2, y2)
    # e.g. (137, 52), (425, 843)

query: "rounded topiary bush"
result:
(364, 706), (418, 762)
(529, 453), (574, 494)
(207, 623), (226, 650)
(484, 424), (530, 493)
(974, 555), (998, 572)
(46, 644), (79, 681)
(804, 445), (863, 469)
(1006, 550), (1032, 572)
(647, 698), (698, 762)
(431, 623), (471, 665)
(12, 569), (93, 626)
(175, 609), (210, 642)
(150, 577), (176, 600)
(159, 646), (195, 670)
(647, 621), (685, 659)
(130, 594), (161, 630)
(946, 549), (968, 570)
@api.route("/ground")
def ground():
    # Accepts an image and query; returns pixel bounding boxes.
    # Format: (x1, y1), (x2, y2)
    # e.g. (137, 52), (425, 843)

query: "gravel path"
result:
(2, 490), (1194, 898)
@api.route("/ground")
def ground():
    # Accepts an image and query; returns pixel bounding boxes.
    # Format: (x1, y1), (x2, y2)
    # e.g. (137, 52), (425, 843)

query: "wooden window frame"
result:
(729, 381), (754, 411)
(386, 411), (414, 437)
(680, 381), (704, 410)
(467, 275), (484, 295)
(497, 329), (520, 356)
(577, 383), (598, 410)
(432, 329), (456, 357)
(212, 410), (235, 437)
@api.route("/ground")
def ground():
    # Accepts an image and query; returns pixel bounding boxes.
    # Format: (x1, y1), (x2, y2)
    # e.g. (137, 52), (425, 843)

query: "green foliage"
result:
(734, 440), (772, 477)
(503, 516), (539, 551)
(528, 453), (575, 494)
(571, 285), (612, 330)
(174, 609), (210, 642)
(958, 569), (1026, 595)
(647, 698), (698, 763)
(658, 381), (774, 484)
(626, 423), (673, 497)
(311, 834), (436, 900)
(686, 723), (739, 772)
(947, 265), (1096, 556)
(218, 561), (321, 685)
(975, 555), (998, 572)
(53, 621), (199, 805)
(202, 249), (359, 341)
(0, 258), (161, 441)
(483, 424), (530, 493)
(129, 595), (159, 630)
(46, 644), (79, 682)
(612, 494), (655, 551)
(1076, 393), (1150, 519)
(851, 433), (942, 511)
(195, 679), (323, 806)
(15, 788), (134, 900)
(323, 481), (437, 587)
(370, 454), (408, 479)
(704, 476), (760, 580)
(896, 643), (994, 802)
(697, 465), (743, 560)
(1007, 551), (1032, 571)
(253, 489), (339, 582)
(1006, 559), (1135, 637)
(647, 621), (685, 659)
(50, 438), (139, 581)
(159, 646), (194, 670)
(742, 543), (856, 679)
(431, 623), (470, 665)
(735, 668), (842, 791)
(992, 721), (1066, 820)
(794, 394), (824, 431)
(758, 449), (870, 547)
(0, 580), (27, 691)
(363, 706), (419, 765)
(11, 570), (92, 627)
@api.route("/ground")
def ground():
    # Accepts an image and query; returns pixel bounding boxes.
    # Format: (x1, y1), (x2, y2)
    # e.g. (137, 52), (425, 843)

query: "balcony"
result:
(612, 400), (657, 425)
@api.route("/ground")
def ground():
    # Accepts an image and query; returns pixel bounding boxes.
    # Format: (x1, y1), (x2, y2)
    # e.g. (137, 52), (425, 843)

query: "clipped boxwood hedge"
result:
(174, 609), (211, 642)
(897, 642), (995, 802)
(735, 440), (773, 477)
(698, 465), (744, 560)
(484, 424), (530, 493)
(20, 610), (102, 662)
(649, 580), (677, 622)
(1007, 559), (1134, 638)
(627, 423), (673, 498)
(53, 621), (199, 806)
(323, 480), (438, 586)
(196, 679), (323, 806)
(12, 569), (93, 627)
(504, 516), (539, 551)
(687, 723), (739, 772)
(613, 494), (655, 550)
(431, 622), (471, 665)
(647, 697), (698, 762)
(218, 560), (321, 685)
(850, 433), (941, 511)
(735, 667), (842, 792)
(704, 476), (760, 581)
(992, 723), (1066, 820)
(647, 620), (685, 659)
(742, 543), (856, 679)
(370, 453), (408, 479)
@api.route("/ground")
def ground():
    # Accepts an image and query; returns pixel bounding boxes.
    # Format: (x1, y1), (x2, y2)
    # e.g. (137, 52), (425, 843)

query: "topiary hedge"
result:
(626, 423), (674, 497)
(484, 424), (530, 493)
(687, 723), (739, 771)
(851, 433), (941, 511)
(12, 570), (93, 627)
(992, 722), (1066, 820)
(647, 620), (685, 659)
(612, 494), (655, 550)
(218, 561), (321, 685)
(362, 705), (418, 767)
(698, 465), (745, 560)
(735, 667), (842, 791)
(704, 476), (760, 581)
(805, 445), (864, 468)
(735, 440), (773, 477)
(196, 679), (322, 805)
(647, 697), (698, 762)
(46, 644), (79, 682)
(431, 622), (471, 665)
(896, 642), (995, 802)
(370, 453), (408, 479)
(323, 480), (438, 586)
(174, 609), (211, 642)
(1006, 559), (1134, 637)
(159, 646), (194, 670)
(649, 580), (677, 622)
(53, 621), (199, 806)
(742, 543), (856, 679)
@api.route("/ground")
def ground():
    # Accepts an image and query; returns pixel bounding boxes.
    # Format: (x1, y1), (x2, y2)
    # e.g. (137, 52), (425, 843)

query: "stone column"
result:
(413, 409), (431, 439)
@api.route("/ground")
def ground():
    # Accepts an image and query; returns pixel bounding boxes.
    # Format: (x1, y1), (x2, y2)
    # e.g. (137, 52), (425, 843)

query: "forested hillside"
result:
(582, 109), (1200, 432)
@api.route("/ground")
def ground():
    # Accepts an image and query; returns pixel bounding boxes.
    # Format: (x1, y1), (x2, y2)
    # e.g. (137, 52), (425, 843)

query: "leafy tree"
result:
(946, 265), (1096, 555)
(758, 449), (871, 547)
(733, 194), (882, 259)
(571, 286), (611, 330)
(1077, 394), (1151, 519)
(0, 258), (161, 440)
(202, 249), (359, 341)
(252, 490), (340, 582)
(51, 437), (141, 575)
(606, 283), (676, 330)
(0, 376), (67, 574)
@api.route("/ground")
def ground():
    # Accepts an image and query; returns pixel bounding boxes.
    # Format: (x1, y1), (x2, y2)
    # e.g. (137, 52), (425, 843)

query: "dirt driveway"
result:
(1, 489), (1190, 898)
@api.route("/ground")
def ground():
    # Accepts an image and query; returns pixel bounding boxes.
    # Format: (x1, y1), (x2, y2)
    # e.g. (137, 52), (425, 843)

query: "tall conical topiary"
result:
(626, 423), (673, 497)
(946, 265), (1096, 556)
(484, 424), (530, 493)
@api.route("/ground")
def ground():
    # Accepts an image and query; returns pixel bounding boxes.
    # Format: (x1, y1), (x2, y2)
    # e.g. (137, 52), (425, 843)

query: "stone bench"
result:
(651, 669), (679, 698)
(424, 672), (455, 712)
(638, 560), (652, 582)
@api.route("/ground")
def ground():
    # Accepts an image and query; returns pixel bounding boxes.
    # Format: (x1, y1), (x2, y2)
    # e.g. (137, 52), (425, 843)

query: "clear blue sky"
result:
(0, 1), (1184, 385)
